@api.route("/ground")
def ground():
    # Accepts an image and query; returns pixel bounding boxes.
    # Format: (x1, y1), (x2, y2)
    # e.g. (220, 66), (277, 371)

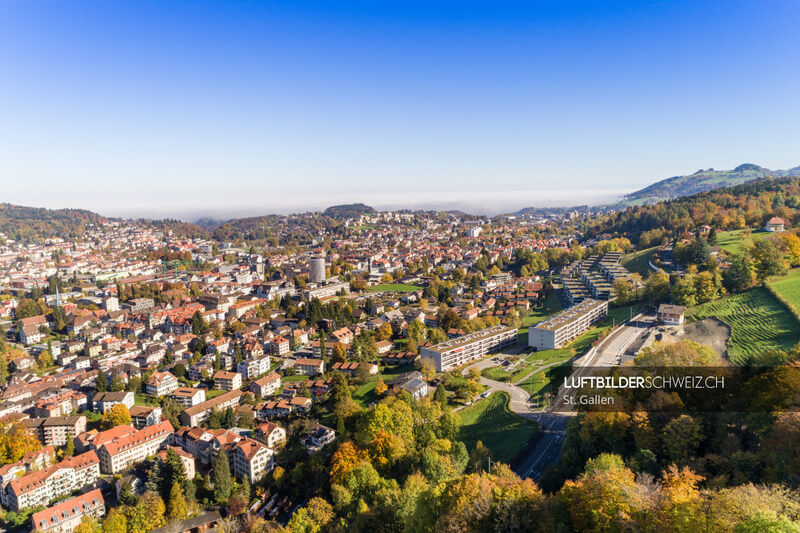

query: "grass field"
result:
(457, 392), (535, 463)
(366, 283), (423, 293)
(716, 229), (766, 254)
(688, 287), (800, 364)
(621, 246), (658, 277)
(767, 268), (800, 311)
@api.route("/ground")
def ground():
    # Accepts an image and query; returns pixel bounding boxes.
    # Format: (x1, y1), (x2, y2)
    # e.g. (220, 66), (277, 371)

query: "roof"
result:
(182, 389), (243, 417)
(532, 299), (607, 332)
(100, 420), (174, 457)
(658, 304), (686, 314)
(10, 451), (99, 496)
(32, 488), (104, 531)
(423, 325), (517, 353)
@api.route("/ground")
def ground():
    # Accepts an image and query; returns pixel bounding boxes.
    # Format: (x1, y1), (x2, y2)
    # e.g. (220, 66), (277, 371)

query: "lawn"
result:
(366, 283), (423, 293)
(766, 268), (800, 311)
(481, 366), (513, 382)
(457, 392), (536, 463)
(134, 392), (160, 407)
(621, 246), (658, 277)
(687, 287), (800, 364)
(716, 229), (766, 254)
(518, 292), (562, 343)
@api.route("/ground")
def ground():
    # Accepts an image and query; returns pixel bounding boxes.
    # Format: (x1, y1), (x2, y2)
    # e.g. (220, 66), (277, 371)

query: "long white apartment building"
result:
(420, 325), (517, 372)
(96, 420), (174, 474)
(6, 451), (101, 512)
(528, 298), (608, 350)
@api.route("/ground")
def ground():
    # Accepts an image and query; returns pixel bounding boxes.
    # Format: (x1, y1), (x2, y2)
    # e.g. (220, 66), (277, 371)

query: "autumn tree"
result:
(167, 481), (188, 520)
(102, 403), (132, 429)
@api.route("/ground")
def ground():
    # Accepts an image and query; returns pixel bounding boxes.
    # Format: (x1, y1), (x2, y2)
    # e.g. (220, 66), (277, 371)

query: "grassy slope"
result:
(715, 229), (767, 254)
(766, 268), (800, 310)
(457, 391), (534, 463)
(688, 287), (800, 364)
(518, 292), (562, 343)
(621, 246), (658, 277)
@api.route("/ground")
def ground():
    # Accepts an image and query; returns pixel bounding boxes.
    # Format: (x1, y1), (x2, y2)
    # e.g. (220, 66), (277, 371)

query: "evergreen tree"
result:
(223, 407), (237, 429)
(336, 415), (346, 436)
(119, 480), (137, 506)
(145, 461), (163, 494)
(434, 384), (447, 408)
(212, 451), (233, 504)
(95, 371), (108, 393)
(161, 448), (188, 496)
(241, 475), (251, 504)
(63, 436), (75, 457)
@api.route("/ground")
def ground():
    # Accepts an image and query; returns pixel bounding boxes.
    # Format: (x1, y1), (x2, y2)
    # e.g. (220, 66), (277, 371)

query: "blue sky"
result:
(1, 1), (799, 218)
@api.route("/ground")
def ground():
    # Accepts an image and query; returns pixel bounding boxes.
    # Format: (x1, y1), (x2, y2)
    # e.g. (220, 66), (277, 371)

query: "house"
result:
(764, 216), (787, 232)
(303, 424), (336, 452)
(401, 377), (428, 400)
(329, 327), (354, 344)
(145, 371), (179, 397)
(150, 511), (222, 533)
(331, 362), (378, 376)
(96, 420), (174, 474)
(250, 372), (281, 397)
(20, 326), (44, 346)
(237, 355), (271, 380)
(294, 358), (325, 376)
(254, 422), (286, 449)
(169, 387), (206, 408)
(214, 371), (242, 391)
(92, 391), (134, 413)
(657, 304), (687, 325)
(32, 488), (105, 532)
(375, 340), (393, 354)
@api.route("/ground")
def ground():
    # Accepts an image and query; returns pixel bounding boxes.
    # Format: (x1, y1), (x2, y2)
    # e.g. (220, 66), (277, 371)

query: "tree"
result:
(644, 271), (670, 304)
(332, 343), (347, 363)
(223, 407), (237, 429)
(191, 310), (209, 335)
(434, 384), (447, 408)
(241, 475), (251, 503)
(127, 492), (166, 533)
(212, 450), (233, 504)
(330, 441), (369, 486)
(376, 322), (393, 341)
(662, 415), (703, 464)
(748, 238), (788, 281)
(63, 435), (74, 457)
(162, 398), (182, 430)
(95, 371), (108, 393)
(102, 404), (132, 429)
(162, 448), (188, 496)
(723, 253), (755, 293)
(73, 516), (97, 533)
(109, 374), (126, 392)
(374, 377), (388, 396)
(119, 480), (137, 506)
(102, 508), (127, 533)
(167, 481), (188, 520)
(285, 497), (335, 533)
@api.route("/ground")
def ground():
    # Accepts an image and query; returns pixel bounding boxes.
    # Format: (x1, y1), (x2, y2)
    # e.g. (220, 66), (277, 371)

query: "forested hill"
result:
(0, 203), (108, 242)
(323, 203), (375, 218)
(588, 177), (800, 245)
(624, 163), (800, 205)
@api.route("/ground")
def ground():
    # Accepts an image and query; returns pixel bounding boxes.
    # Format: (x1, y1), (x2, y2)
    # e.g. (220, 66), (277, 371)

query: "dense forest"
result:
(0, 203), (107, 242)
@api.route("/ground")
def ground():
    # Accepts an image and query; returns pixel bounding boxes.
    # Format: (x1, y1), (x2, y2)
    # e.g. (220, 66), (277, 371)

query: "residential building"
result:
(213, 371), (242, 391)
(145, 371), (179, 397)
(129, 405), (163, 429)
(657, 304), (687, 325)
(23, 416), (87, 447)
(96, 420), (174, 474)
(249, 372), (281, 397)
(6, 451), (101, 512)
(420, 325), (517, 372)
(528, 298), (608, 350)
(169, 387), (206, 408)
(309, 254), (326, 284)
(227, 438), (274, 482)
(32, 488), (106, 532)
(237, 355), (271, 380)
(92, 391), (134, 413)
(253, 422), (286, 449)
(179, 390), (243, 427)
(268, 336), (290, 355)
(764, 216), (787, 232)
(294, 358), (325, 376)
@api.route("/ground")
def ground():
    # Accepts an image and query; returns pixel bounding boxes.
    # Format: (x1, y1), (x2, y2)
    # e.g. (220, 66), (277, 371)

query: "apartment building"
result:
(6, 451), (101, 512)
(227, 438), (274, 482)
(302, 280), (350, 300)
(145, 371), (179, 397)
(213, 371), (242, 391)
(254, 422), (286, 449)
(23, 416), (87, 446)
(32, 488), (105, 532)
(92, 391), (134, 413)
(169, 387), (206, 408)
(249, 372), (281, 397)
(420, 325), (518, 372)
(179, 390), (243, 427)
(294, 358), (325, 376)
(237, 355), (271, 380)
(129, 405), (163, 429)
(96, 420), (174, 474)
(528, 298), (608, 350)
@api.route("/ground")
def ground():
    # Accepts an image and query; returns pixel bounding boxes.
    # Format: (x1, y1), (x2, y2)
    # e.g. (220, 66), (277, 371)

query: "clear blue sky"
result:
(2, 1), (799, 218)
